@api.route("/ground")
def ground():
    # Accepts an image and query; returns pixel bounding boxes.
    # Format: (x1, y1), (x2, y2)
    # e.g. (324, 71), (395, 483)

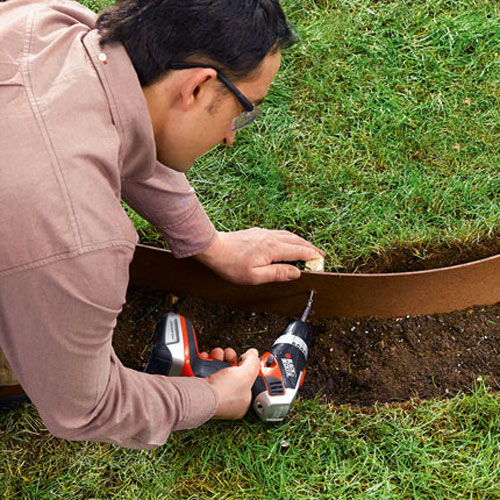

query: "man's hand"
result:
(194, 228), (324, 285)
(203, 348), (261, 419)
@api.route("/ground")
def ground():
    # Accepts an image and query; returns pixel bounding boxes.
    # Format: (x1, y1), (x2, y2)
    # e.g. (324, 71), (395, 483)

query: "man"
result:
(0, 0), (322, 449)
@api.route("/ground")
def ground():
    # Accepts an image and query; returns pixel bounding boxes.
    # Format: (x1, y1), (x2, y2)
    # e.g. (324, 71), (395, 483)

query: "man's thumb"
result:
(240, 348), (260, 378)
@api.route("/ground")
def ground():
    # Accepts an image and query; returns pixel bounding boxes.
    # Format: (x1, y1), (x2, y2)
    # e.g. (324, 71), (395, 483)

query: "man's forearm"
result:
(0, 247), (218, 449)
(122, 162), (217, 258)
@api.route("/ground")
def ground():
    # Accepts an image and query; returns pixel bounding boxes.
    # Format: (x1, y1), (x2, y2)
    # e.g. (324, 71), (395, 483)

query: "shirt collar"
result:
(82, 29), (156, 181)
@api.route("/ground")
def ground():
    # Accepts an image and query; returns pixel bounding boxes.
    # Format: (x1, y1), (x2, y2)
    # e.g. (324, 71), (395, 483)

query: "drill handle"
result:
(145, 313), (233, 377)
(191, 356), (232, 377)
(183, 317), (234, 376)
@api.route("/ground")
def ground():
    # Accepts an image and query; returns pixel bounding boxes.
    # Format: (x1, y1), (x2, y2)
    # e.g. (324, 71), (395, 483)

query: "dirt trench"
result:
(114, 286), (499, 406)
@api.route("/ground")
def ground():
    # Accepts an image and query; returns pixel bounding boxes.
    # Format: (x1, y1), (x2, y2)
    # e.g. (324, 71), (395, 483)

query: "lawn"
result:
(1, 384), (499, 499)
(127, 0), (499, 271)
(1, 0), (499, 498)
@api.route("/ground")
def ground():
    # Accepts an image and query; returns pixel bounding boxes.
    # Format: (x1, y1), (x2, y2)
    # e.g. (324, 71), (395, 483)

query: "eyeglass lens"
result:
(231, 107), (263, 131)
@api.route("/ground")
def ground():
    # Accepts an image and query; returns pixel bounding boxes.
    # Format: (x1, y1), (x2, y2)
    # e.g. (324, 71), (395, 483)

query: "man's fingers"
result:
(269, 242), (322, 264)
(223, 348), (237, 364)
(248, 264), (300, 285)
(270, 230), (325, 257)
(202, 348), (237, 364)
(209, 347), (224, 361)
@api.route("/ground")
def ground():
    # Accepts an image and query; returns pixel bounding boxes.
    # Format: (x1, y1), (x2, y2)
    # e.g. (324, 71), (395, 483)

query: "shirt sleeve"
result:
(0, 246), (219, 450)
(122, 162), (217, 258)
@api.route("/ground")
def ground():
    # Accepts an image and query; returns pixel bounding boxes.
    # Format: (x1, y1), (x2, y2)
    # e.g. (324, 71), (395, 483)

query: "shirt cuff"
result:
(161, 206), (217, 259)
(167, 377), (219, 430)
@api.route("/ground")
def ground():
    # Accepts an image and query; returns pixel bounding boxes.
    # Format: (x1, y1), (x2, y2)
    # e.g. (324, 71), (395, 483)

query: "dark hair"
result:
(96, 0), (297, 86)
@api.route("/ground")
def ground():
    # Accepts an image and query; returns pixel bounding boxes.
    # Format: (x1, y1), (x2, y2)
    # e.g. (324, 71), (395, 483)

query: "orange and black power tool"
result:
(145, 291), (314, 422)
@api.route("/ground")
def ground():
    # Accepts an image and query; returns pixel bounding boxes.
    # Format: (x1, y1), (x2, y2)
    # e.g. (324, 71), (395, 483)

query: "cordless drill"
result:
(145, 291), (314, 422)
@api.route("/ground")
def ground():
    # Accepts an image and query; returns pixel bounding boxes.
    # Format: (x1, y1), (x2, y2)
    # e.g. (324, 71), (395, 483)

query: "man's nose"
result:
(221, 130), (236, 147)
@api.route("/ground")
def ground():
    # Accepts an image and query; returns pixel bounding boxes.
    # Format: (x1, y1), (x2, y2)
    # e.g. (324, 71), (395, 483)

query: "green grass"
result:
(1, 383), (499, 498)
(78, 0), (113, 11)
(120, 0), (500, 270)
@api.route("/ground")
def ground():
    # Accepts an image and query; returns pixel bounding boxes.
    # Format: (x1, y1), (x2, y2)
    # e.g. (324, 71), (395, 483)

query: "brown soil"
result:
(115, 286), (499, 406)
(343, 232), (500, 273)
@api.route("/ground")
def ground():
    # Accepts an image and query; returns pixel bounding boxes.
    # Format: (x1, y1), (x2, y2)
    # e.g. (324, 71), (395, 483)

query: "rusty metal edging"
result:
(129, 244), (500, 319)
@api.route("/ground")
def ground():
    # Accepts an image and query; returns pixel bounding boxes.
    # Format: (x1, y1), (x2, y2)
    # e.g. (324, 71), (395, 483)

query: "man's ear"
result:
(179, 68), (218, 112)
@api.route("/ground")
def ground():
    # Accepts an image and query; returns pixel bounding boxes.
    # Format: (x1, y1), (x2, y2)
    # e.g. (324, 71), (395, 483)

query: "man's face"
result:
(144, 50), (282, 172)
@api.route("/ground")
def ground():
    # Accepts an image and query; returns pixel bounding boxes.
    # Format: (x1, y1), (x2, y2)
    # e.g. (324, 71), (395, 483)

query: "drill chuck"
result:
(251, 317), (311, 421)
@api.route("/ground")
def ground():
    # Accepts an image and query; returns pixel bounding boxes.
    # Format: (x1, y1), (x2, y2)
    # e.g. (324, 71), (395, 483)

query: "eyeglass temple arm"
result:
(169, 62), (254, 112)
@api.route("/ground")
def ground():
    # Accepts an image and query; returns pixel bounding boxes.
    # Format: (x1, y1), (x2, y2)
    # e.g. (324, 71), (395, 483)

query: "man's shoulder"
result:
(0, 0), (96, 28)
(0, 61), (137, 278)
(0, 0), (95, 46)
(0, 0), (155, 278)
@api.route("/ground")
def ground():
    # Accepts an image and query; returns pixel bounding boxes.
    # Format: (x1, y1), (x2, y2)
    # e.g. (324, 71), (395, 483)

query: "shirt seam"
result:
(82, 33), (126, 167)
(21, 8), (84, 250)
(0, 240), (136, 279)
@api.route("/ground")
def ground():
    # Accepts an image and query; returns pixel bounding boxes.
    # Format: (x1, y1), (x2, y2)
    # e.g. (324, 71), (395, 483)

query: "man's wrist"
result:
(193, 231), (222, 267)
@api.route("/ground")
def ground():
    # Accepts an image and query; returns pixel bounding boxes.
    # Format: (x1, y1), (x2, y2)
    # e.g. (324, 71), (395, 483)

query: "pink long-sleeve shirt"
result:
(0, 0), (220, 449)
